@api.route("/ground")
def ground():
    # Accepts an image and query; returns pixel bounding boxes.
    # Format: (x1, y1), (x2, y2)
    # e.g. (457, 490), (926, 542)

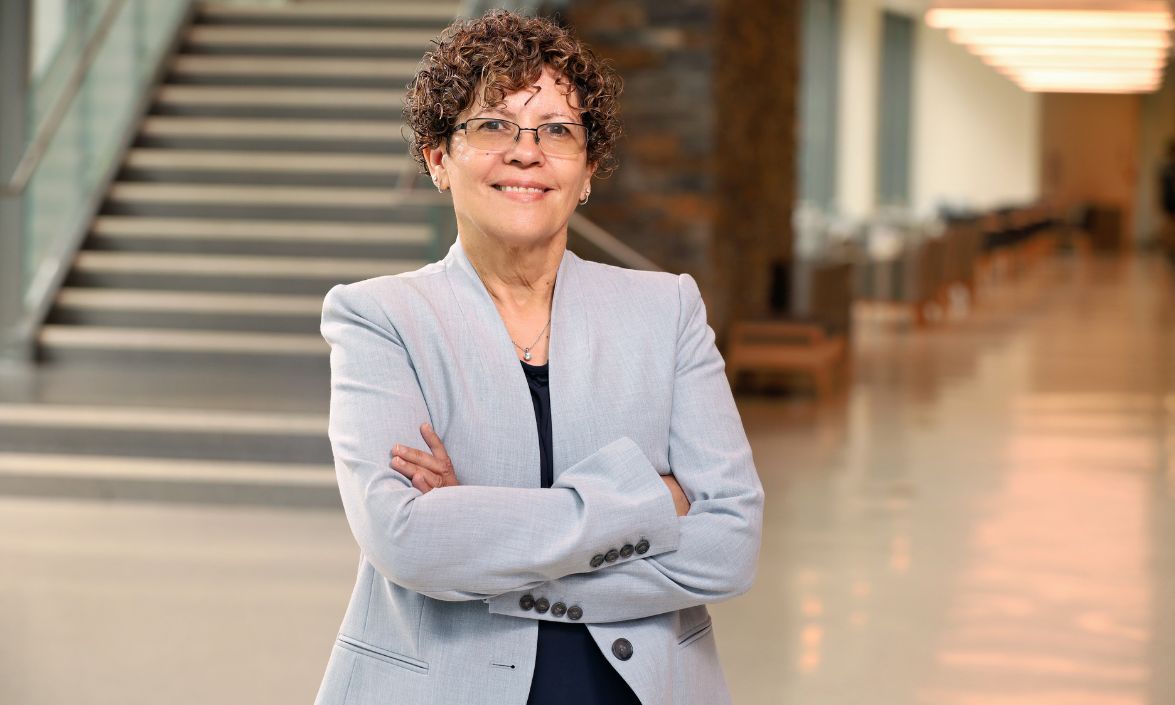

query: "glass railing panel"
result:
(17, 0), (191, 317)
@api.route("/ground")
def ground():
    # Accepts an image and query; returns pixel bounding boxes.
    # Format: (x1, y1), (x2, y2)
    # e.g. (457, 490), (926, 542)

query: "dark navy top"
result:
(520, 361), (641, 705)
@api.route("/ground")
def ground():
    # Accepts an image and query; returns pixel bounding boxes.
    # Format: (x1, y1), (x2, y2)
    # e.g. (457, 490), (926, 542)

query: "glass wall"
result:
(7, 0), (191, 348)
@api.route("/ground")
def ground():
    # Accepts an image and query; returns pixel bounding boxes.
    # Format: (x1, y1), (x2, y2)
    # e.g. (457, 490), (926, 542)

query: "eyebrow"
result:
(473, 107), (578, 122)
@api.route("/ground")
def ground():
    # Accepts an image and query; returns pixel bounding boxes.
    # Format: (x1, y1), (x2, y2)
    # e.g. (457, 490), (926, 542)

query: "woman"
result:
(316, 11), (763, 705)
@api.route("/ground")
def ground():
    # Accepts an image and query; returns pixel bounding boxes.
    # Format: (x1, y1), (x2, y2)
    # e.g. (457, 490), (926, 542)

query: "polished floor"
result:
(1, 253), (1172, 705)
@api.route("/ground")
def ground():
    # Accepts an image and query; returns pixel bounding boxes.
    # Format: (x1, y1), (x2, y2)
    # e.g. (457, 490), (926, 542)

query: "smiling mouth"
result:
(493, 185), (550, 193)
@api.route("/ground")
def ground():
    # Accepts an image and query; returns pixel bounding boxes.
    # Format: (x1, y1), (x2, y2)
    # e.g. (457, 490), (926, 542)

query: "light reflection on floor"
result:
(0, 254), (1172, 705)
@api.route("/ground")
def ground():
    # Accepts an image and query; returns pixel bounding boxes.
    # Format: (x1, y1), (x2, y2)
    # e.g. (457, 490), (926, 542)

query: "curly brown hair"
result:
(404, 11), (623, 176)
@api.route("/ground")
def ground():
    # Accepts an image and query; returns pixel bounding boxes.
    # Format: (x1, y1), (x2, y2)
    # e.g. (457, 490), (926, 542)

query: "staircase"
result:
(0, 2), (460, 507)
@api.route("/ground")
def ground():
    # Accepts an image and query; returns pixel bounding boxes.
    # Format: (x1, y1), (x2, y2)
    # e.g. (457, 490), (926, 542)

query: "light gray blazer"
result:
(315, 238), (764, 705)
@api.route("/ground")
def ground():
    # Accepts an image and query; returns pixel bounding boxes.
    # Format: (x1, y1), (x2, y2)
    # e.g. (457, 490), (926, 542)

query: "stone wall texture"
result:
(562, 0), (798, 332)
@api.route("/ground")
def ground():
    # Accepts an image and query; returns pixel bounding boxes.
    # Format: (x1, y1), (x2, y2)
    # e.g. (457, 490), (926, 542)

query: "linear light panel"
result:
(925, 2), (1174, 93)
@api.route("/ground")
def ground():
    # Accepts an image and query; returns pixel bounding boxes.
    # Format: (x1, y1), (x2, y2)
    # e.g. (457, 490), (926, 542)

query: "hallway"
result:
(1, 253), (1172, 705)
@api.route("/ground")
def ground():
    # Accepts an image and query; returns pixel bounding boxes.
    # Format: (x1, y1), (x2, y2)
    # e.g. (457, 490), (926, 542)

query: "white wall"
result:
(836, 0), (882, 219)
(911, 25), (1041, 216)
(835, 0), (1042, 220)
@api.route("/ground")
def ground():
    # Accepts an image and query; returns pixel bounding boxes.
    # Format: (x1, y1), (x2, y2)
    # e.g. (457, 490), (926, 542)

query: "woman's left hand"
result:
(389, 423), (460, 494)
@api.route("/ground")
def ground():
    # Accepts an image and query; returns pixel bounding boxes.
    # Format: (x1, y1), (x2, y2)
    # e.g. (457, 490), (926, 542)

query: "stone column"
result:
(562, 0), (798, 336)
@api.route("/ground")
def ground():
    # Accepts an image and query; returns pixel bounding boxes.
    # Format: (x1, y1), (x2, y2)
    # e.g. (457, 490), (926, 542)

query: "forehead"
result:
(467, 66), (582, 117)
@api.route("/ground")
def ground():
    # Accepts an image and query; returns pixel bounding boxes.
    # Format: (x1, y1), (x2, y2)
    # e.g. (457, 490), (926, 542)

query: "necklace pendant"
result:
(524, 349), (532, 361)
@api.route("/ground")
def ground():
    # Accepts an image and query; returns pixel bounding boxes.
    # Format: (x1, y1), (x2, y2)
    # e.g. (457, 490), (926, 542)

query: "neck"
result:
(461, 230), (565, 312)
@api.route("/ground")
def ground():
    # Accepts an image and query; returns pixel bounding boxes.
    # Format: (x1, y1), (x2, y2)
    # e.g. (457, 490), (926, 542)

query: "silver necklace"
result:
(513, 319), (551, 362)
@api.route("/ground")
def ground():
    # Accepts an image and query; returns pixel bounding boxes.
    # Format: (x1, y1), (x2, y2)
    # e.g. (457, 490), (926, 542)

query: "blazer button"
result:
(619, 544), (635, 558)
(590, 554), (606, 568)
(611, 638), (633, 661)
(634, 539), (650, 555)
(535, 597), (550, 614)
(519, 594), (535, 611)
(567, 605), (583, 621)
(551, 602), (567, 618)
(604, 548), (620, 563)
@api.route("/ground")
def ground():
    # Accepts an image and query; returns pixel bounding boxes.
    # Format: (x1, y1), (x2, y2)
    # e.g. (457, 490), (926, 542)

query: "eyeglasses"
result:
(453, 117), (588, 157)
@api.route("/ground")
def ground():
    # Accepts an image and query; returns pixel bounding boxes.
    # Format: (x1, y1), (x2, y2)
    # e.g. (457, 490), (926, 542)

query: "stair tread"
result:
(197, 1), (458, 21)
(92, 216), (430, 243)
(108, 181), (445, 207)
(155, 85), (405, 107)
(172, 55), (419, 76)
(141, 116), (405, 139)
(126, 149), (410, 173)
(40, 324), (329, 355)
(0, 403), (326, 435)
(56, 288), (323, 315)
(92, 216), (430, 244)
(73, 250), (421, 277)
(186, 26), (438, 47)
(0, 452), (333, 486)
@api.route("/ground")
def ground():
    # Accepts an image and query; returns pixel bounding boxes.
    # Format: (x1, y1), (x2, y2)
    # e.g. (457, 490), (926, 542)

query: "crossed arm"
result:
(388, 422), (693, 517)
(320, 274), (764, 622)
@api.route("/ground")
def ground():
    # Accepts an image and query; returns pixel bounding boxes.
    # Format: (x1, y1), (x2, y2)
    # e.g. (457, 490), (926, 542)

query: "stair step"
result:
(109, 180), (437, 207)
(93, 216), (431, 245)
(140, 116), (405, 140)
(0, 404), (331, 464)
(50, 287), (324, 334)
(73, 250), (414, 278)
(184, 25), (438, 52)
(127, 149), (408, 174)
(0, 403), (325, 434)
(197, 1), (458, 26)
(66, 250), (418, 294)
(121, 148), (415, 186)
(88, 216), (434, 257)
(156, 86), (406, 112)
(0, 452), (338, 507)
(135, 122), (408, 153)
(170, 54), (418, 78)
(40, 325), (328, 355)
(56, 288), (322, 316)
(0, 452), (333, 485)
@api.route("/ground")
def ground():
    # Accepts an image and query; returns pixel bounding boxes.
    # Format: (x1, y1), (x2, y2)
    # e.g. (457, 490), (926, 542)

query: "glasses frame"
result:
(452, 117), (590, 156)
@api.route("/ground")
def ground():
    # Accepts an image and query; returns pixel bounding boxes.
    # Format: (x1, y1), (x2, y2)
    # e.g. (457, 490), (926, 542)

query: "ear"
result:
(422, 144), (449, 191)
(582, 161), (598, 196)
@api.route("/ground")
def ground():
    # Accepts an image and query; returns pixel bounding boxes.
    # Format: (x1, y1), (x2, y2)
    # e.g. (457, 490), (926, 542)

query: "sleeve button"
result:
(619, 544), (635, 558)
(567, 605), (583, 621)
(611, 638), (633, 661)
(634, 539), (650, 555)
(551, 602), (567, 617)
(519, 594), (535, 611)
(604, 549), (620, 563)
(590, 554), (606, 568)
(535, 597), (550, 614)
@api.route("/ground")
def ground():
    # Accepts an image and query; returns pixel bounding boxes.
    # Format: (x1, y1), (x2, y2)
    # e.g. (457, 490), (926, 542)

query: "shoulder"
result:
(320, 260), (448, 330)
(572, 255), (701, 322)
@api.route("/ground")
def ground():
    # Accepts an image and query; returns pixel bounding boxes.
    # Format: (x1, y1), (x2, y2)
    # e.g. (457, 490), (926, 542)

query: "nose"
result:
(505, 128), (544, 165)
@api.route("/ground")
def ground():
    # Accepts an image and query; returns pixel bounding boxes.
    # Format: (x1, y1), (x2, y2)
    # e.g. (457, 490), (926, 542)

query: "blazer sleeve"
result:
(321, 281), (682, 600)
(485, 273), (765, 622)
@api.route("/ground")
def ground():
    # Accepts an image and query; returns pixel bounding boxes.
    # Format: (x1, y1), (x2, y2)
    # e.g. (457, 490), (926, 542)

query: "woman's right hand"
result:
(661, 474), (691, 517)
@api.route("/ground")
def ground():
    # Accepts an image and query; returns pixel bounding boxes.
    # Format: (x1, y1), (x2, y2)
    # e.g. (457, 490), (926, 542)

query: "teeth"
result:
(496, 186), (545, 193)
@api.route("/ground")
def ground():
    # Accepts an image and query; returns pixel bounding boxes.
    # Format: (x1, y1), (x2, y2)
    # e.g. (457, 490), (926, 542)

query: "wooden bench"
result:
(725, 321), (847, 399)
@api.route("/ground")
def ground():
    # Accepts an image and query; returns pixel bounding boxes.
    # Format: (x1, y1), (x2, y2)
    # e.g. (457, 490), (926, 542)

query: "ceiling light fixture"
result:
(925, 1), (1173, 93)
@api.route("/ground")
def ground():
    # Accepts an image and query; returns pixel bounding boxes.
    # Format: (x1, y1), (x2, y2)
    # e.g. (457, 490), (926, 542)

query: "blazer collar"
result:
(442, 236), (591, 475)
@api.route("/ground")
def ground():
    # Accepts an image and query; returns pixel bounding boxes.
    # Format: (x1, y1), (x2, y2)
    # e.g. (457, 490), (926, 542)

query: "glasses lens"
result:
(461, 119), (587, 156)
(537, 123), (588, 156)
(463, 119), (517, 150)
